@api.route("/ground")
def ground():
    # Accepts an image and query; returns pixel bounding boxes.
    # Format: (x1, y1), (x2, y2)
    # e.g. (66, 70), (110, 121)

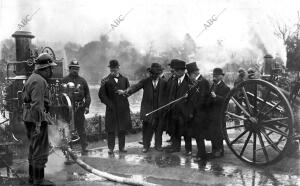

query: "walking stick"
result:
(145, 78), (201, 117)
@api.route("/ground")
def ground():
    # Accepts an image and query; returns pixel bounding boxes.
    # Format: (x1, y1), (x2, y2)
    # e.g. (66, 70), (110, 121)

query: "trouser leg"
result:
(154, 119), (163, 148)
(75, 108), (87, 150)
(184, 135), (192, 152)
(118, 131), (126, 150)
(196, 136), (206, 157)
(107, 132), (115, 150)
(143, 121), (153, 149)
(173, 119), (181, 150)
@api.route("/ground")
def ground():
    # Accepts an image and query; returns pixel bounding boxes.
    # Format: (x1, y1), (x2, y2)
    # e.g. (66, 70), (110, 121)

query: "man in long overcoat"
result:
(122, 63), (167, 152)
(186, 62), (210, 161)
(98, 59), (132, 155)
(167, 59), (192, 155)
(207, 68), (230, 158)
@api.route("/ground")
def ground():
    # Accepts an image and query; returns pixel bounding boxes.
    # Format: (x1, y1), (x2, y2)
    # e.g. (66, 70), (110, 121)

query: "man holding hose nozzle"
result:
(166, 59), (192, 155)
(22, 53), (56, 186)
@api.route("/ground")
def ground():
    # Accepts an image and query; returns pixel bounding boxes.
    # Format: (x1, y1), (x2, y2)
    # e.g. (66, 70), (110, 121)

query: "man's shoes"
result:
(155, 147), (163, 151)
(193, 156), (208, 162)
(138, 141), (143, 145)
(33, 167), (55, 186)
(119, 149), (127, 153)
(167, 148), (180, 153)
(212, 150), (224, 158)
(164, 145), (173, 149)
(185, 151), (192, 156)
(81, 148), (88, 155)
(108, 149), (114, 155)
(142, 148), (149, 153)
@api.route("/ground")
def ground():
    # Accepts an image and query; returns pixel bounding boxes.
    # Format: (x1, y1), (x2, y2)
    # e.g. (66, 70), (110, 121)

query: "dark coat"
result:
(61, 74), (91, 109)
(127, 77), (168, 123)
(98, 74), (132, 133)
(206, 81), (230, 139)
(22, 73), (49, 123)
(187, 75), (210, 137)
(167, 74), (193, 135)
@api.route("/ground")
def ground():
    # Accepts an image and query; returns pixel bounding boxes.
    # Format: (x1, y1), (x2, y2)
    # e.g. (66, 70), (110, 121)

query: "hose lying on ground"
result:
(61, 146), (160, 186)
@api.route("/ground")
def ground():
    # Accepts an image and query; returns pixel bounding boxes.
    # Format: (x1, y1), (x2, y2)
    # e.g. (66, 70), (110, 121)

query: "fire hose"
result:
(56, 94), (160, 186)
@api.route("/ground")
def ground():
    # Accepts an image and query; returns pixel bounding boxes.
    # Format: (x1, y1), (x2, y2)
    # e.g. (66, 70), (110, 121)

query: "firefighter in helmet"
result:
(61, 59), (91, 154)
(22, 53), (56, 185)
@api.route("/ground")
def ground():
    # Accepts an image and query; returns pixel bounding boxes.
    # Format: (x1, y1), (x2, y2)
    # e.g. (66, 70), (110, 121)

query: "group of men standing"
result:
(99, 58), (230, 161)
(22, 53), (230, 185)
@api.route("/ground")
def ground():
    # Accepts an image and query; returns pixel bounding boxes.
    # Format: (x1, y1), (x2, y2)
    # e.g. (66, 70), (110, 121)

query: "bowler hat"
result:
(171, 59), (186, 70)
(35, 53), (57, 70)
(186, 62), (199, 74)
(68, 59), (80, 68)
(238, 68), (246, 74)
(108, 59), (120, 68)
(147, 63), (163, 74)
(213, 68), (225, 76)
(247, 68), (255, 75)
(264, 54), (273, 59)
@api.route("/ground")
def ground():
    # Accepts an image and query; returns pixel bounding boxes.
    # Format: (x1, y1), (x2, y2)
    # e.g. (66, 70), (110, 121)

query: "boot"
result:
(33, 167), (55, 186)
(28, 164), (33, 184)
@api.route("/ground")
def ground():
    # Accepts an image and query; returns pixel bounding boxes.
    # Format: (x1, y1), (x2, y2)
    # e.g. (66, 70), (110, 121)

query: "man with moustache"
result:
(98, 59), (132, 155)
(186, 62), (210, 161)
(166, 59), (192, 155)
(120, 63), (167, 152)
(207, 68), (230, 158)
(22, 53), (57, 185)
(61, 60), (91, 154)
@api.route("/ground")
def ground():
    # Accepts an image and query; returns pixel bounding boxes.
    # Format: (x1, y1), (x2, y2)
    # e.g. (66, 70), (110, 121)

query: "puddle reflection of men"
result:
(22, 53), (56, 185)
(98, 60), (132, 155)
(62, 60), (91, 154)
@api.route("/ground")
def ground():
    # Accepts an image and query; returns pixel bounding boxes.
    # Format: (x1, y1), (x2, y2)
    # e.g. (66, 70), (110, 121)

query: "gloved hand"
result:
(84, 107), (89, 114)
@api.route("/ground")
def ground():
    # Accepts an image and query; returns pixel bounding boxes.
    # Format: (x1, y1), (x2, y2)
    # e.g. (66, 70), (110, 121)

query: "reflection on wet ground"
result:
(78, 142), (300, 186)
(1, 135), (300, 186)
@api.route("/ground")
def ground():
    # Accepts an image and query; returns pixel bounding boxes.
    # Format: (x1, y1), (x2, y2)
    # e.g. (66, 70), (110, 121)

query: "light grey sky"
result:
(1, 0), (300, 70)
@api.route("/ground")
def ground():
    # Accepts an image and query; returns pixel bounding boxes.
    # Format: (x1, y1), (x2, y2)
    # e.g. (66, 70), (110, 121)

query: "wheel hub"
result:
(244, 117), (261, 132)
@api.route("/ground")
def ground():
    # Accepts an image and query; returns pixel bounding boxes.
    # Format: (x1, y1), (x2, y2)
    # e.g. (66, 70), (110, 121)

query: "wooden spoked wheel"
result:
(222, 79), (294, 165)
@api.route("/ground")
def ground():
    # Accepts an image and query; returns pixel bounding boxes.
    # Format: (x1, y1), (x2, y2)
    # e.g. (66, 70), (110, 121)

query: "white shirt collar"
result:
(178, 74), (185, 83)
(195, 74), (201, 80)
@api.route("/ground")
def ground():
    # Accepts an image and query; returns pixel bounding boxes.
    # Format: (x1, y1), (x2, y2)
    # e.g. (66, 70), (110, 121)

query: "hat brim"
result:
(35, 62), (57, 70)
(213, 73), (225, 76)
(69, 65), (80, 68)
(108, 65), (120, 68)
(148, 69), (163, 74)
(174, 67), (186, 70)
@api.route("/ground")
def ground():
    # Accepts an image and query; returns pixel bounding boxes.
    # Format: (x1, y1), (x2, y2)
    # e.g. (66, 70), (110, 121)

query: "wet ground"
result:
(1, 133), (300, 186)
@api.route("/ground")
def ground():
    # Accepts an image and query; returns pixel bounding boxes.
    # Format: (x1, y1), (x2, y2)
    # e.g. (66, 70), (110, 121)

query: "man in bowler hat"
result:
(186, 62), (210, 161)
(166, 59), (192, 155)
(98, 59), (132, 155)
(207, 68), (230, 158)
(119, 63), (167, 152)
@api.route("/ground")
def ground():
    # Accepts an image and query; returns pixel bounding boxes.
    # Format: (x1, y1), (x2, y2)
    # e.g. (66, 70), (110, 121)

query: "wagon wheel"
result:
(222, 79), (294, 165)
(41, 47), (56, 60)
